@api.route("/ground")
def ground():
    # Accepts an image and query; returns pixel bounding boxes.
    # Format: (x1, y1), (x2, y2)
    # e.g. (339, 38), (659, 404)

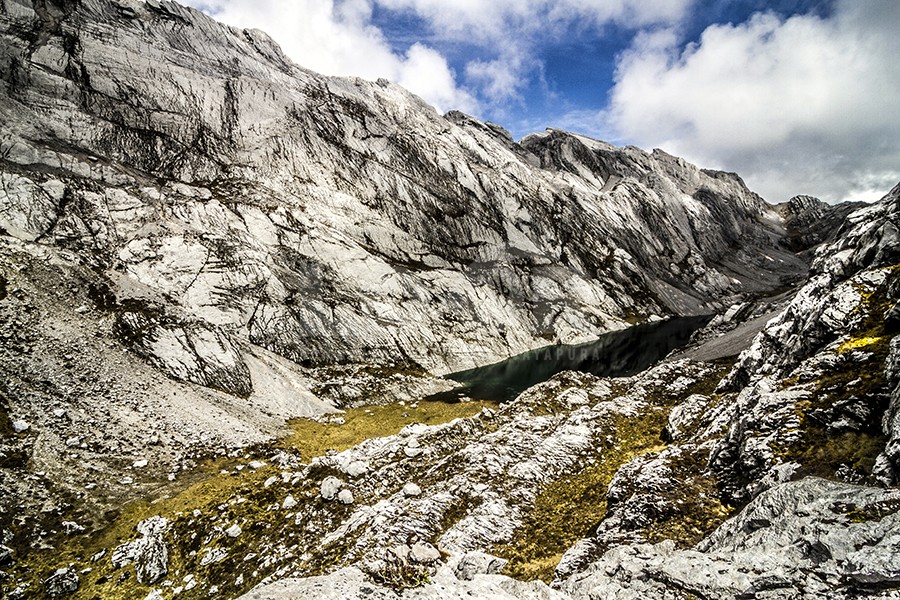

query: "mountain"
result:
(1, 0), (898, 599)
(1, 0), (809, 381)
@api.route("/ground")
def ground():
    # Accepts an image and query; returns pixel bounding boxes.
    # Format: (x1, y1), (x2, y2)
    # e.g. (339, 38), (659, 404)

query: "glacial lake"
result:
(433, 315), (712, 403)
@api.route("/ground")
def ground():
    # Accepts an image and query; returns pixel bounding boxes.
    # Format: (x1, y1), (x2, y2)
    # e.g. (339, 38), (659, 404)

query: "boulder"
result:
(111, 517), (170, 584)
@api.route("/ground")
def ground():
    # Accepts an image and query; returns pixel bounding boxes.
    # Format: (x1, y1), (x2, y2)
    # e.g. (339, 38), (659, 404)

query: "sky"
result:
(182, 0), (900, 204)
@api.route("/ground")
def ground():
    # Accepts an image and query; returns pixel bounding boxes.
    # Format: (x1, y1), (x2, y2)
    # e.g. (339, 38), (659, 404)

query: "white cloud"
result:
(181, 0), (477, 113)
(376, 0), (693, 102)
(183, 0), (693, 122)
(377, 0), (690, 40)
(465, 56), (529, 103)
(604, 0), (900, 203)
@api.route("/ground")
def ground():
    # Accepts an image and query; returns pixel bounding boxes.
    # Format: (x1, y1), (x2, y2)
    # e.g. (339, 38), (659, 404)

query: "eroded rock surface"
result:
(1, 1), (899, 599)
(1, 0), (807, 387)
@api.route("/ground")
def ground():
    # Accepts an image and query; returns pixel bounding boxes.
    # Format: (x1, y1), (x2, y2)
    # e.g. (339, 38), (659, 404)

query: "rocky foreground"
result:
(3, 185), (898, 598)
(1, 0), (900, 598)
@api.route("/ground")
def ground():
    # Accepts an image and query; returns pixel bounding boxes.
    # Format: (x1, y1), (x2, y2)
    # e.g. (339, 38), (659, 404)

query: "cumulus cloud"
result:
(378, 0), (692, 103)
(183, 0), (693, 124)
(377, 0), (690, 40)
(181, 0), (477, 113)
(604, 0), (900, 203)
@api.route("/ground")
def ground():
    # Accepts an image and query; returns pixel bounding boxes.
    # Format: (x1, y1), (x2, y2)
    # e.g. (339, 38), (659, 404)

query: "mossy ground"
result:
(279, 398), (496, 460)
(6, 399), (493, 599)
(495, 409), (669, 582)
(495, 361), (734, 583)
(778, 266), (898, 482)
(644, 447), (731, 547)
(838, 496), (900, 523)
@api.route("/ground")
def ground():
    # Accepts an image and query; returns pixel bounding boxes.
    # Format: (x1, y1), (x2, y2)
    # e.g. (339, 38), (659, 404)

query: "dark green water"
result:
(433, 316), (711, 403)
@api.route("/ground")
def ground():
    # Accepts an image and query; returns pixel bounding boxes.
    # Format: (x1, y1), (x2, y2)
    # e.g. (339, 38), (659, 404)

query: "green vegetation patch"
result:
(7, 398), (493, 599)
(837, 496), (900, 523)
(778, 266), (898, 482)
(495, 408), (669, 583)
(280, 398), (496, 461)
(644, 447), (733, 547)
(494, 360), (735, 582)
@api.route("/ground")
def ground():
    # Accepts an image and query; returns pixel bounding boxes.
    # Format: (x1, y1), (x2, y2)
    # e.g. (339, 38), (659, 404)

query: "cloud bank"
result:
(377, 0), (691, 102)
(605, 0), (900, 203)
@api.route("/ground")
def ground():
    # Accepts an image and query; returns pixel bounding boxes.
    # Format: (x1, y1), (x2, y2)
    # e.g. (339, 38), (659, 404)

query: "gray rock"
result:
(111, 517), (170, 584)
(662, 393), (708, 441)
(403, 446), (424, 458)
(237, 564), (569, 599)
(238, 567), (397, 599)
(0, 544), (12, 565)
(344, 460), (369, 478)
(402, 483), (422, 497)
(0, 0), (814, 387)
(409, 542), (441, 564)
(875, 336), (900, 484)
(320, 477), (343, 501)
(337, 489), (354, 505)
(561, 478), (900, 600)
(43, 567), (79, 597)
(225, 524), (242, 538)
(200, 548), (229, 566)
(11, 420), (29, 434)
(452, 551), (507, 581)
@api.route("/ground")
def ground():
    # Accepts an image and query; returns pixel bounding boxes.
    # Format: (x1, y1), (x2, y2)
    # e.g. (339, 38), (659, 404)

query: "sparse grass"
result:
(6, 398), (494, 599)
(788, 428), (887, 480)
(839, 497), (900, 523)
(493, 361), (735, 582)
(838, 336), (885, 353)
(280, 398), (496, 461)
(495, 408), (669, 583)
(8, 459), (275, 600)
(644, 448), (732, 547)
(776, 266), (898, 482)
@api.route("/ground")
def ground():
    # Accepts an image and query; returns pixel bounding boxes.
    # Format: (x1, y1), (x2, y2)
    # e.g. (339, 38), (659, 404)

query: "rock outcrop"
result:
(232, 190), (899, 599)
(1, 1), (899, 599)
(0, 0), (819, 577)
(1, 0), (806, 386)
(776, 194), (863, 254)
(111, 517), (170, 584)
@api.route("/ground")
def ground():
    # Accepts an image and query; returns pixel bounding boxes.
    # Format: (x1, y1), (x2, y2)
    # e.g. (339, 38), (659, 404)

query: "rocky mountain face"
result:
(237, 188), (900, 600)
(776, 195), (864, 256)
(0, 0), (808, 381)
(1, 0), (898, 599)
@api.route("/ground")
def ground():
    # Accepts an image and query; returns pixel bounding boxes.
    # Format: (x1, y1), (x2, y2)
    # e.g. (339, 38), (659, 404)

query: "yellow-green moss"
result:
(777, 267), (898, 482)
(493, 362), (735, 582)
(838, 336), (885, 353)
(495, 409), (669, 582)
(841, 497), (900, 523)
(644, 449), (733, 547)
(280, 398), (496, 461)
(7, 399), (494, 599)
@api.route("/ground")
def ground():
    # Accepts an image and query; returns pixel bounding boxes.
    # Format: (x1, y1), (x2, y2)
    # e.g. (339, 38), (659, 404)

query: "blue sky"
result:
(184, 0), (899, 204)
